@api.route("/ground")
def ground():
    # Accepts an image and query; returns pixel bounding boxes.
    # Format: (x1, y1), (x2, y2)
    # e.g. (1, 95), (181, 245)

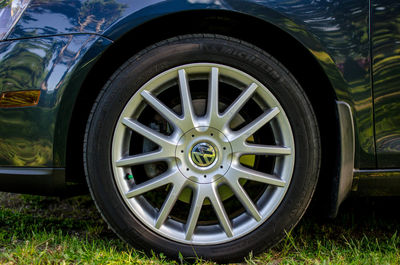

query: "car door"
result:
(372, 0), (400, 168)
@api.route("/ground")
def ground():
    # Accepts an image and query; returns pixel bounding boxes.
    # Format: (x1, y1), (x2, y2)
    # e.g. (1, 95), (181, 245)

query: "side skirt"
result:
(0, 167), (65, 195)
(352, 170), (400, 196)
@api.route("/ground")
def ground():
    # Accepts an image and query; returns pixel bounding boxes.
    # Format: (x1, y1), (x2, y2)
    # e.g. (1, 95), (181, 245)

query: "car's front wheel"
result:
(84, 34), (320, 262)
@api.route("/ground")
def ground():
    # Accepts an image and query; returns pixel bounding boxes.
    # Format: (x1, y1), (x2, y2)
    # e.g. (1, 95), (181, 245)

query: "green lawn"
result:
(0, 192), (399, 264)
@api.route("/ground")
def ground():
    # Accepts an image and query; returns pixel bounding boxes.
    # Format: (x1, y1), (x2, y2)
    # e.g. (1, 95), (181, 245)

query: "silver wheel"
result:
(111, 63), (295, 244)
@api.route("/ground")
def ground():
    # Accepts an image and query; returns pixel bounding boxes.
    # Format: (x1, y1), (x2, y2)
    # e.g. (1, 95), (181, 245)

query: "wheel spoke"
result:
(227, 179), (261, 221)
(178, 69), (196, 129)
(185, 189), (204, 240)
(141, 90), (184, 131)
(122, 118), (175, 147)
(125, 170), (179, 199)
(209, 187), (233, 237)
(229, 107), (279, 142)
(234, 144), (291, 156)
(116, 149), (172, 167)
(206, 67), (220, 126)
(229, 165), (286, 187)
(155, 181), (186, 229)
(221, 83), (258, 126)
(112, 63), (296, 245)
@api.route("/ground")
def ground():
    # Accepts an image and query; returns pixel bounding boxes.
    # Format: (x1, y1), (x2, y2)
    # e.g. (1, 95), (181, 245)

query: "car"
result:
(0, 0), (399, 262)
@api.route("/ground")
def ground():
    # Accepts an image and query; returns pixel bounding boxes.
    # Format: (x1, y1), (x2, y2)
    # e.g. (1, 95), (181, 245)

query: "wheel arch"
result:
(65, 9), (345, 215)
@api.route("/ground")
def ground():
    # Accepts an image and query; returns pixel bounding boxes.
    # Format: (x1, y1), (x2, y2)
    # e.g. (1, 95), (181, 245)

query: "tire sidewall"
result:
(85, 35), (320, 262)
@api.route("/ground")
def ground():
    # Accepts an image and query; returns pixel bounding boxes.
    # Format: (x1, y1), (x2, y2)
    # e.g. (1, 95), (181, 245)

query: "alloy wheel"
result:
(111, 63), (295, 244)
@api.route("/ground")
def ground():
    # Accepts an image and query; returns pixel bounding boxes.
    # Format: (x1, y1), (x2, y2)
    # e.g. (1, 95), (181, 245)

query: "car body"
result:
(0, 0), (399, 261)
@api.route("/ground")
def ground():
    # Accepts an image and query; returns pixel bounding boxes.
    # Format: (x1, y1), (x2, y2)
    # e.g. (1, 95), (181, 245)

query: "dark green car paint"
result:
(0, 0), (398, 201)
(0, 35), (112, 167)
(4, 0), (376, 169)
(372, 0), (400, 168)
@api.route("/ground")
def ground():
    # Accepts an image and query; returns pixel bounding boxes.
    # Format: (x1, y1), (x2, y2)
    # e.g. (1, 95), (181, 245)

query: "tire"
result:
(84, 34), (320, 262)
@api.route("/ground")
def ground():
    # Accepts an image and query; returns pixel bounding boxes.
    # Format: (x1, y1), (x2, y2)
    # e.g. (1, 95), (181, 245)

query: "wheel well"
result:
(66, 10), (339, 214)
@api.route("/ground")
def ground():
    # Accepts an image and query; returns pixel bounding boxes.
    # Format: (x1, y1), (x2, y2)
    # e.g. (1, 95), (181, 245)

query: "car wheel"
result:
(84, 34), (320, 262)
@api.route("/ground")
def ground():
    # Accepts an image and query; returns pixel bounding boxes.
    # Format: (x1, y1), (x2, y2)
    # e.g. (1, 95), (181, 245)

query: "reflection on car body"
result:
(0, 0), (399, 262)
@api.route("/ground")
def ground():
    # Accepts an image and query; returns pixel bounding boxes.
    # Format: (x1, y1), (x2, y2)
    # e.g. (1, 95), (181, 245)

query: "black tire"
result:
(84, 34), (320, 262)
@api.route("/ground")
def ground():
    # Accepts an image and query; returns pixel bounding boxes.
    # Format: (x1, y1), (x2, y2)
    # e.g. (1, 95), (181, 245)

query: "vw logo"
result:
(190, 142), (217, 167)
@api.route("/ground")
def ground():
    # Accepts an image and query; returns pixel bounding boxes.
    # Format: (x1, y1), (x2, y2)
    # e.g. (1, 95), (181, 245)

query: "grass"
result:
(0, 192), (399, 264)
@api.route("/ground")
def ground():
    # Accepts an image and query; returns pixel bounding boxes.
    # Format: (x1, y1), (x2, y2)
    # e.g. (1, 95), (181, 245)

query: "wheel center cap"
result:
(191, 142), (217, 167)
(175, 127), (232, 184)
